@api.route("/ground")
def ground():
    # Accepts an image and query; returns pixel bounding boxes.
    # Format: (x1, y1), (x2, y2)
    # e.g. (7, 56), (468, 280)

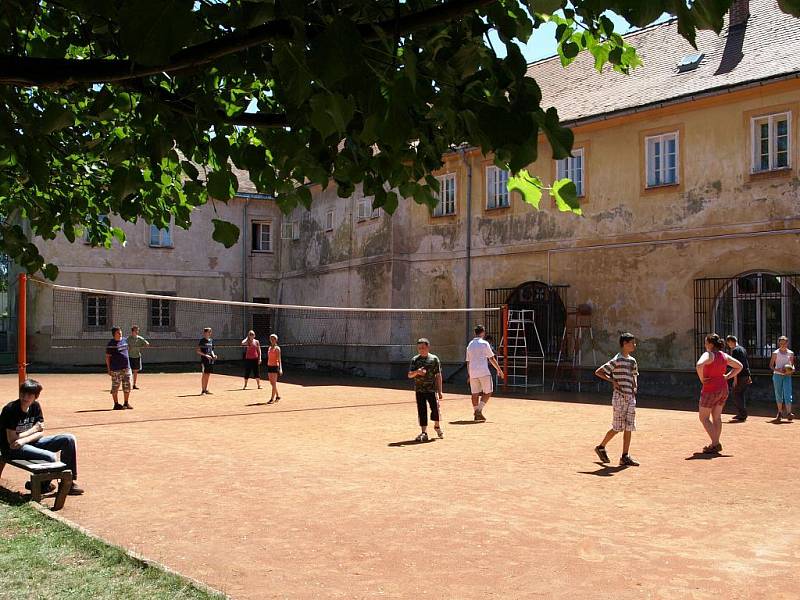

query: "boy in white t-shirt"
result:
(465, 325), (505, 422)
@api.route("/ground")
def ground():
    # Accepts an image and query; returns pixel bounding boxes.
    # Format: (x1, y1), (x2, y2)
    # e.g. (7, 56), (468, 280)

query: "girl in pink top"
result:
(696, 333), (742, 454)
(240, 331), (262, 390)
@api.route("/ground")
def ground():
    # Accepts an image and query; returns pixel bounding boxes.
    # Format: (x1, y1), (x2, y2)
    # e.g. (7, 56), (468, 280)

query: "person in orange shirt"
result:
(266, 334), (283, 404)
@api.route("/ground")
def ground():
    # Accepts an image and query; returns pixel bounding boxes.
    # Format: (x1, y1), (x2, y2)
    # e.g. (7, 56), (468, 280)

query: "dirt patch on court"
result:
(1, 372), (798, 599)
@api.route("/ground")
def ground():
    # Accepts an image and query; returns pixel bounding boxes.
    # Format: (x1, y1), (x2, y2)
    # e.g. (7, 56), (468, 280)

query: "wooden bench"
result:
(0, 456), (73, 511)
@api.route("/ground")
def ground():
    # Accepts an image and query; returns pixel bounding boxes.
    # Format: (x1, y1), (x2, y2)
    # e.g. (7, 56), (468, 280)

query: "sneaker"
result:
(594, 445), (610, 463)
(123, 403), (133, 409)
(267, 398), (275, 404)
(788, 413), (795, 422)
(133, 385), (140, 390)
(113, 403), (124, 410)
(25, 482), (56, 494)
(619, 454), (639, 467)
(474, 411), (486, 422)
(68, 484), (85, 496)
(731, 415), (746, 422)
(434, 427), (444, 439)
(203, 390), (213, 395)
(274, 396), (281, 403)
(415, 432), (429, 442)
(775, 414), (782, 423)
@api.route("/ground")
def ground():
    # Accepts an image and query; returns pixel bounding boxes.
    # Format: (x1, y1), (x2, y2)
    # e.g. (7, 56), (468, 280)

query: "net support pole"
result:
(17, 273), (27, 385)
(502, 304), (509, 392)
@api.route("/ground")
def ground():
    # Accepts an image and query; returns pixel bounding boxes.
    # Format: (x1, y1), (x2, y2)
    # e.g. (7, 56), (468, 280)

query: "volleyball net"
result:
(26, 279), (505, 377)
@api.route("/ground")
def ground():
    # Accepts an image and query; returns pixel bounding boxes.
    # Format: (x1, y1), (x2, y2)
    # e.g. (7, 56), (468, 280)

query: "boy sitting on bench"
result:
(1, 379), (84, 496)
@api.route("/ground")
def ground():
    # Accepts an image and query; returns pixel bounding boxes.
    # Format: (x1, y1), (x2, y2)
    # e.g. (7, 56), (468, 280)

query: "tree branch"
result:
(131, 83), (289, 129)
(0, 0), (496, 88)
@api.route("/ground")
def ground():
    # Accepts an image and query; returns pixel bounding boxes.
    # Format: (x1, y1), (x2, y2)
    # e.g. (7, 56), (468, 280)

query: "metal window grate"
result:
(694, 272), (800, 370)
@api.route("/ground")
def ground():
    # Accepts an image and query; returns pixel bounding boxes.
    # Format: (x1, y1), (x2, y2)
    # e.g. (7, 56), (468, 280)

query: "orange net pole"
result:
(17, 273), (27, 385)
(502, 304), (509, 391)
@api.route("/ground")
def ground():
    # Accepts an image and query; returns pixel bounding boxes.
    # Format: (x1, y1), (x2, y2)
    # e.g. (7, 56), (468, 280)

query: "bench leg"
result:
(53, 471), (73, 511)
(29, 474), (46, 503)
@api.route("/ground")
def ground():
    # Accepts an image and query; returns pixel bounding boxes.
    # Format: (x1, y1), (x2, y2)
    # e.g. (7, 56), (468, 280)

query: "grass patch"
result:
(0, 492), (225, 600)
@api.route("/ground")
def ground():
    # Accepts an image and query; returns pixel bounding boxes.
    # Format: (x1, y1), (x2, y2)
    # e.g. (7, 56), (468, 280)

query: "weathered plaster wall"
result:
(28, 196), (282, 365)
(281, 81), (800, 372)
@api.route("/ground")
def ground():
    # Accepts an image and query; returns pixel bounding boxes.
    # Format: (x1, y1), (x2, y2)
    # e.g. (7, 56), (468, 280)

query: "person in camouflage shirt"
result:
(407, 338), (444, 442)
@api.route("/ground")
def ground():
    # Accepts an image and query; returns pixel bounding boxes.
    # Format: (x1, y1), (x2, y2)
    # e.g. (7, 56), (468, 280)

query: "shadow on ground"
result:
(577, 462), (631, 477)
(388, 439), (438, 447)
(685, 452), (732, 460)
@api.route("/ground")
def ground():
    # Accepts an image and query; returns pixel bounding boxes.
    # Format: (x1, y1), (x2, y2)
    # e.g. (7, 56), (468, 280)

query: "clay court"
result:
(0, 371), (798, 599)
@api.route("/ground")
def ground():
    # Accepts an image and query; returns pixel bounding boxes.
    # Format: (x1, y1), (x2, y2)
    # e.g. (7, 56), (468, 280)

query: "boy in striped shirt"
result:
(594, 333), (639, 467)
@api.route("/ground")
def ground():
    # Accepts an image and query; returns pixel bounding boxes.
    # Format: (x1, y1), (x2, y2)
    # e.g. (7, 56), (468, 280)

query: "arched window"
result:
(713, 272), (800, 365)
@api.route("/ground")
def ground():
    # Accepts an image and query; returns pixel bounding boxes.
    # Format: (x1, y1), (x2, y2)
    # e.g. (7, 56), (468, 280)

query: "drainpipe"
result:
(460, 147), (473, 342)
(242, 197), (248, 335)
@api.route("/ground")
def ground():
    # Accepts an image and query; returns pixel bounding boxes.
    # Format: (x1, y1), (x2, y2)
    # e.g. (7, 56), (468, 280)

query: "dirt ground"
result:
(0, 372), (798, 599)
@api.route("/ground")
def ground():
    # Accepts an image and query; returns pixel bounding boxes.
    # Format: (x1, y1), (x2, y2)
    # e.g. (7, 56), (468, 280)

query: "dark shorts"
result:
(130, 356), (143, 371)
(201, 359), (215, 374)
(244, 358), (260, 379)
(266, 365), (280, 374)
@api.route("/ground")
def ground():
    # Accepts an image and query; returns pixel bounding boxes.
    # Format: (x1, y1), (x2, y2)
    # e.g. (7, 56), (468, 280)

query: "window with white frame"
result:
(281, 221), (300, 240)
(486, 166), (510, 209)
(251, 221), (272, 252)
(84, 294), (109, 330)
(149, 223), (172, 247)
(556, 148), (585, 197)
(148, 291), (175, 331)
(356, 197), (380, 221)
(325, 210), (334, 231)
(752, 112), (791, 173)
(645, 132), (679, 187)
(432, 173), (457, 216)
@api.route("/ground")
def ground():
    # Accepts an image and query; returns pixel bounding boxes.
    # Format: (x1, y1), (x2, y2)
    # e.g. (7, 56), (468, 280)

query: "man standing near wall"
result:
(725, 335), (751, 422)
(105, 327), (133, 410)
(466, 325), (504, 422)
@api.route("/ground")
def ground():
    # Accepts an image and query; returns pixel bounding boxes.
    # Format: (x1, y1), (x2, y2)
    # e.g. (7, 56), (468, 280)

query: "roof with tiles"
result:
(526, 0), (800, 124)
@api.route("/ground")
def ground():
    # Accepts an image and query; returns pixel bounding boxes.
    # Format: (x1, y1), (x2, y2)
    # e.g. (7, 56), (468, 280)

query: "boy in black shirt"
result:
(725, 335), (751, 421)
(197, 327), (217, 394)
(0, 379), (84, 495)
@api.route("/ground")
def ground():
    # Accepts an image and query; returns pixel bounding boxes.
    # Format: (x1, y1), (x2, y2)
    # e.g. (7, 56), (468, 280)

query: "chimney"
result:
(729, 0), (750, 28)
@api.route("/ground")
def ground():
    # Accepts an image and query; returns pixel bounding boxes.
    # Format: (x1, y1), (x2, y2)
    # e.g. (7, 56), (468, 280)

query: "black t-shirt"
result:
(731, 345), (751, 379)
(0, 399), (44, 456)
(198, 337), (215, 362)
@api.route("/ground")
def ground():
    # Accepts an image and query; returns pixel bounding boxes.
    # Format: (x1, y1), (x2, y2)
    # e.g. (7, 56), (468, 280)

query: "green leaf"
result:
(539, 107), (573, 160)
(42, 263), (59, 280)
(110, 166), (144, 200)
(309, 94), (355, 138)
(778, 0), (800, 17)
(181, 160), (200, 180)
(207, 170), (235, 201)
(118, 0), (196, 65)
(525, 1), (564, 15)
(383, 190), (399, 214)
(39, 105), (74, 133)
(508, 170), (543, 210)
(562, 41), (579, 60)
(550, 178), (581, 215)
(211, 219), (240, 248)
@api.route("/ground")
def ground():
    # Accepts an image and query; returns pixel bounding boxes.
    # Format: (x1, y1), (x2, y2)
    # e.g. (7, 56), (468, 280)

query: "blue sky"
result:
(492, 12), (672, 63)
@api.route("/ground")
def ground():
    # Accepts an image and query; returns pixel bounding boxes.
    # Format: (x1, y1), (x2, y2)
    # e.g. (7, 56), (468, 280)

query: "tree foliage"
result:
(1, 0), (797, 277)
